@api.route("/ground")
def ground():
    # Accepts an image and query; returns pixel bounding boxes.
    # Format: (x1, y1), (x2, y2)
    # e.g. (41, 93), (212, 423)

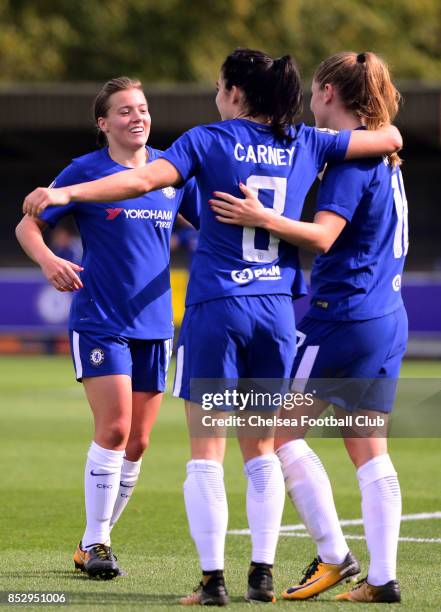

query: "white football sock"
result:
(244, 453), (285, 565)
(109, 457), (142, 531)
(357, 454), (401, 586)
(184, 459), (228, 571)
(277, 439), (349, 564)
(82, 441), (124, 548)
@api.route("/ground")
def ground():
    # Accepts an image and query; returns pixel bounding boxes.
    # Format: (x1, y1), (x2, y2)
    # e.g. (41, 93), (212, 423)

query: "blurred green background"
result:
(1, 0), (440, 84)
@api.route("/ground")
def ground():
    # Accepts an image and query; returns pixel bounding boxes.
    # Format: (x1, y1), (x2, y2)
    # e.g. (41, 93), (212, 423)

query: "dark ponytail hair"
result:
(93, 76), (145, 147)
(221, 48), (302, 141)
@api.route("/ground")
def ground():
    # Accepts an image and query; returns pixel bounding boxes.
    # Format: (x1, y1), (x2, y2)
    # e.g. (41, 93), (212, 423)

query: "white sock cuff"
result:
(357, 454), (397, 490)
(276, 439), (310, 467)
(244, 453), (279, 476)
(88, 441), (125, 469)
(121, 457), (142, 479)
(186, 459), (223, 476)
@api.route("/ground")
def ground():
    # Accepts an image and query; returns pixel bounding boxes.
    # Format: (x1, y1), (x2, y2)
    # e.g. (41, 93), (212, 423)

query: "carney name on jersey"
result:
(39, 146), (199, 339)
(162, 119), (351, 306)
(309, 156), (408, 321)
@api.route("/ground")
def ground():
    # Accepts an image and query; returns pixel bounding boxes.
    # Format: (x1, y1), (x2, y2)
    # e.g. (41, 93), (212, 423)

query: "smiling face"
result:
(97, 88), (151, 152)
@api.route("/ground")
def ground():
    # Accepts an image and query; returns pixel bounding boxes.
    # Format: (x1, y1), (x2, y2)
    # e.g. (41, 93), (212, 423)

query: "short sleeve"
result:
(311, 128), (351, 171)
(39, 162), (86, 227)
(316, 161), (369, 223)
(161, 127), (209, 182)
(178, 178), (200, 229)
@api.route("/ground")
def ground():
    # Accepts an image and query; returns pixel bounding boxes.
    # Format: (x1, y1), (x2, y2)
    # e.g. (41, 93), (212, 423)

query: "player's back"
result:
(163, 119), (350, 305)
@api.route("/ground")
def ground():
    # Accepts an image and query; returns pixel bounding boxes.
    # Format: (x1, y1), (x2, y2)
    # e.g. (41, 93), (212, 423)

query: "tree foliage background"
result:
(0, 0), (440, 83)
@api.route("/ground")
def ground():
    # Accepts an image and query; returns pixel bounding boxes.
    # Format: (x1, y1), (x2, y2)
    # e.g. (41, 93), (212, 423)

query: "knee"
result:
(344, 438), (387, 469)
(240, 437), (274, 463)
(98, 420), (130, 450)
(189, 435), (226, 463)
(125, 435), (150, 462)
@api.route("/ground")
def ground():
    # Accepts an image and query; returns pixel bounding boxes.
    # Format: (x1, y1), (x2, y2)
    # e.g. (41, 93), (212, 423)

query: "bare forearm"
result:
(16, 216), (84, 291)
(23, 158), (183, 217)
(66, 158), (182, 203)
(261, 213), (330, 253)
(67, 168), (151, 203)
(16, 218), (53, 265)
(346, 125), (402, 159)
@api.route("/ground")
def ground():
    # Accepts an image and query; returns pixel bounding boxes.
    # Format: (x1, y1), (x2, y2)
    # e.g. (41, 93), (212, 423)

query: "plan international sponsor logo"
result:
(231, 264), (281, 284)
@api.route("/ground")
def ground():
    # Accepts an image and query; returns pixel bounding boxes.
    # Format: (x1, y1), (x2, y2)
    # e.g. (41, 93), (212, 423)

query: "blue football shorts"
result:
(69, 329), (173, 392)
(173, 295), (297, 406)
(291, 305), (408, 413)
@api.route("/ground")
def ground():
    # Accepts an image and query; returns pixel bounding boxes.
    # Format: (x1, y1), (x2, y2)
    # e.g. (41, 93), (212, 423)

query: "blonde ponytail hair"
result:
(314, 52), (402, 166)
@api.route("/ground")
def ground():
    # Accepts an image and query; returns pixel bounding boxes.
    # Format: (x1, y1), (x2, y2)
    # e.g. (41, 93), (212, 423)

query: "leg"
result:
(238, 434), (285, 566)
(276, 399), (350, 565)
(184, 402), (228, 571)
(81, 375), (132, 549)
(278, 317), (361, 583)
(173, 304), (231, 603)
(335, 309), (406, 603)
(344, 432), (401, 587)
(179, 298), (286, 604)
(236, 296), (294, 573)
(180, 402), (230, 605)
(125, 391), (162, 461)
(276, 400), (359, 601)
(235, 435), (283, 603)
(70, 330), (134, 577)
(110, 391), (163, 531)
(343, 429), (388, 469)
(84, 374), (133, 451)
(125, 338), (171, 461)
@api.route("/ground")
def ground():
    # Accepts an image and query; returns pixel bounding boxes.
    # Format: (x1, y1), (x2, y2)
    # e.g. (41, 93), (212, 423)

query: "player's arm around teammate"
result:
(21, 105), (401, 217)
(214, 52), (405, 604)
(16, 77), (190, 580)
(161, 50), (402, 606)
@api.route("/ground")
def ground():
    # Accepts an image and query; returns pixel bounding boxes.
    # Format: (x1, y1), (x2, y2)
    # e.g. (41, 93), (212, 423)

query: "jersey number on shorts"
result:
(242, 175), (287, 263)
(392, 172), (409, 259)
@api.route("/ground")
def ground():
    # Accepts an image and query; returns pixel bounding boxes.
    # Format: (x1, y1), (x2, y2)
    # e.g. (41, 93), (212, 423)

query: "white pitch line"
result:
(280, 511), (441, 532)
(278, 533), (441, 544)
(228, 510), (441, 542)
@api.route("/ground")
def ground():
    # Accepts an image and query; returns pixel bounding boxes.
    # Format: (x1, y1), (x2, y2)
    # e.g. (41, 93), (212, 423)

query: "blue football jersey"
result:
(39, 146), (199, 338)
(162, 120), (350, 306)
(308, 157), (408, 320)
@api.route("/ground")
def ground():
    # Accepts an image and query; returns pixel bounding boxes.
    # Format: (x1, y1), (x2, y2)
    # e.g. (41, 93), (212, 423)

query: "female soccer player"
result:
(21, 49), (402, 603)
(211, 51), (406, 604)
(16, 77), (198, 580)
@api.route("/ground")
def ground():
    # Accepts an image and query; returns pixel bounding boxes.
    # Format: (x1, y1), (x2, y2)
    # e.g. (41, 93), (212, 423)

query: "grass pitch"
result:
(0, 356), (440, 611)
